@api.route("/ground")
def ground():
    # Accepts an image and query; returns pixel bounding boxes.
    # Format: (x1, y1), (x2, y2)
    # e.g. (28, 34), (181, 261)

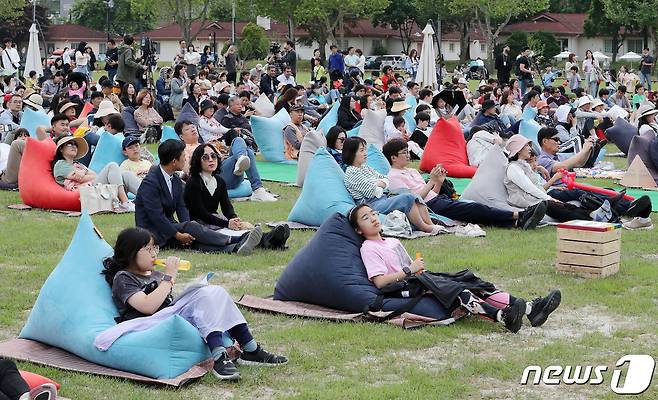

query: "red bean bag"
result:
(19, 370), (61, 390)
(419, 116), (477, 178)
(19, 137), (81, 211)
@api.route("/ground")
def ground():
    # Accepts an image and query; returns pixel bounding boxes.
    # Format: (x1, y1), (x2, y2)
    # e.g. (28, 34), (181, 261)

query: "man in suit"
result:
(259, 65), (277, 100)
(135, 139), (262, 254)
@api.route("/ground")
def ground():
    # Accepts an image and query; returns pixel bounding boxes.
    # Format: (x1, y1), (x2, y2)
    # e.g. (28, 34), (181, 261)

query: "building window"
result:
(603, 39), (613, 54)
(335, 39), (349, 50)
(558, 38), (569, 51)
(448, 43), (455, 53)
(627, 39), (643, 53)
(99, 43), (107, 55)
(152, 41), (161, 54)
(46, 43), (55, 54)
(480, 43), (486, 53)
(372, 39), (382, 49)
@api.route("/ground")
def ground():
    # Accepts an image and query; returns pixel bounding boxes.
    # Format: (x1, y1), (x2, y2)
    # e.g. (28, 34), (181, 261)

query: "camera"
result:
(268, 42), (285, 75)
(270, 42), (281, 55)
(140, 36), (158, 68)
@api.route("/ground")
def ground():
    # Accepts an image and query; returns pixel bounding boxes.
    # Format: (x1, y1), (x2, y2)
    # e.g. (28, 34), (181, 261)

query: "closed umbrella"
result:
(23, 23), (43, 80)
(416, 22), (438, 89)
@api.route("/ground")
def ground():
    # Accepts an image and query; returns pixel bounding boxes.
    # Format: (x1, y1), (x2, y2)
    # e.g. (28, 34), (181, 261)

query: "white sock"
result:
(496, 310), (503, 322)
(526, 302), (532, 315)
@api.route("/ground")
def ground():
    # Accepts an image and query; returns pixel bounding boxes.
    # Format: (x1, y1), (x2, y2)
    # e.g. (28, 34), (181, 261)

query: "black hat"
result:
(199, 99), (217, 114)
(482, 99), (497, 111)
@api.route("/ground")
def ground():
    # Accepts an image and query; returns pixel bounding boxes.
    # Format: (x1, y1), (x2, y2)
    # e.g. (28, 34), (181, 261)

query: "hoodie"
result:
(116, 45), (142, 84)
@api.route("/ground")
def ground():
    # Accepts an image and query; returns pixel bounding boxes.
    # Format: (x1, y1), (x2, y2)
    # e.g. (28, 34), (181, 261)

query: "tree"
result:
(70, 0), (158, 36)
(372, 0), (418, 54)
(0, 0), (24, 23)
(501, 31), (527, 58)
(414, 0), (474, 64)
(450, 0), (549, 69)
(602, 0), (658, 55)
(239, 23), (269, 60)
(528, 31), (560, 67)
(548, 0), (592, 12)
(0, 4), (50, 49)
(162, 0), (212, 43)
(583, 0), (634, 63)
(208, 0), (253, 22)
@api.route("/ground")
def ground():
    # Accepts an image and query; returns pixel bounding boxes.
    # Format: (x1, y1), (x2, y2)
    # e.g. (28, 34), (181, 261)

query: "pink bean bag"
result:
(419, 117), (477, 178)
(19, 137), (81, 211)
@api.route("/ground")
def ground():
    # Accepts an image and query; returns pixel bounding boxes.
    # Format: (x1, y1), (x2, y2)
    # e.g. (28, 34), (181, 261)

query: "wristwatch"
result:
(402, 266), (412, 277)
(162, 274), (175, 285)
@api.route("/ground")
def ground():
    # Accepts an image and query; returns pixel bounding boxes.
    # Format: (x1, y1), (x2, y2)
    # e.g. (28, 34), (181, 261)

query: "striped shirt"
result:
(344, 165), (387, 200)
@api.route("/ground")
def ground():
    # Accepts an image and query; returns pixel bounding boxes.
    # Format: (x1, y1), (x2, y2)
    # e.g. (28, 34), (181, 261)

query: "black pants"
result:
(545, 200), (592, 222)
(426, 195), (516, 227)
(0, 359), (29, 400)
(548, 189), (632, 211)
(165, 221), (241, 253)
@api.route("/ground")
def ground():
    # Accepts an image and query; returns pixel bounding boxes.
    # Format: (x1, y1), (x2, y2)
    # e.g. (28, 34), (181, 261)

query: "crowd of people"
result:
(1, 33), (657, 395)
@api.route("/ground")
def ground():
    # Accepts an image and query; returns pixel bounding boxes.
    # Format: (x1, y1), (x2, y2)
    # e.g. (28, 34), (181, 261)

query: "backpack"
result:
(367, 276), (426, 321)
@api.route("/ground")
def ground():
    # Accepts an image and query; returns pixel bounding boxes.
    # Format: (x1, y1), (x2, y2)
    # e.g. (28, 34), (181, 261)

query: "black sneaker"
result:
(0, 181), (18, 191)
(235, 226), (263, 255)
(237, 344), (288, 366)
(212, 353), (240, 380)
(518, 201), (547, 230)
(527, 290), (562, 327)
(501, 298), (526, 333)
(624, 195), (651, 218)
(260, 224), (289, 249)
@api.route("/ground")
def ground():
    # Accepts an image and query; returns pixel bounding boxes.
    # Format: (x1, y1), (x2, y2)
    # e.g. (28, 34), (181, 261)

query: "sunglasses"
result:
(201, 153), (219, 161)
(337, 137), (346, 143)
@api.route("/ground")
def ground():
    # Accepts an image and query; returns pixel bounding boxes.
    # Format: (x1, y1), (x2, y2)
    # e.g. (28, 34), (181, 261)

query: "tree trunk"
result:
(611, 33), (619, 63)
(459, 21), (470, 63)
(288, 13), (294, 41)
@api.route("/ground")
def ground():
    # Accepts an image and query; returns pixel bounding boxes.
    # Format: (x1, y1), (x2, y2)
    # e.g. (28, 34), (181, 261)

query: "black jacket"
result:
(183, 173), (237, 228)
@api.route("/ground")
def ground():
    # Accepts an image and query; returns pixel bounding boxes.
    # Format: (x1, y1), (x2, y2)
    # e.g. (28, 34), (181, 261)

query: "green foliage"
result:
(372, 43), (388, 56)
(238, 23), (270, 60)
(0, 0), (24, 22)
(548, 0), (591, 12)
(372, 0), (418, 52)
(528, 31), (560, 65)
(70, 0), (158, 35)
(502, 32), (528, 57)
(0, 4), (50, 46)
(208, 0), (253, 21)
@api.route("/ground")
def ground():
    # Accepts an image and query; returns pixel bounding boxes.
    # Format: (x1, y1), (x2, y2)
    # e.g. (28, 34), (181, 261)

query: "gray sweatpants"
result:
(94, 162), (141, 194)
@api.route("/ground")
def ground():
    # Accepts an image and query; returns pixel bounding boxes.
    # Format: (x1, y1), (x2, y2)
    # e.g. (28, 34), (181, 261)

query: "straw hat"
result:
(504, 134), (532, 157)
(636, 103), (658, 119)
(94, 100), (119, 119)
(58, 101), (78, 114)
(23, 93), (44, 112)
(390, 101), (411, 113)
(55, 135), (88, 160)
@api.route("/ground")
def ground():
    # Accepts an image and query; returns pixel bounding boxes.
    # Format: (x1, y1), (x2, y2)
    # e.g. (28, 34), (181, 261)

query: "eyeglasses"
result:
(337, 137), (346, 143)
(142, 245), (159, 255)
(397, 150), (410, 156)
(201, 153), (219, 161)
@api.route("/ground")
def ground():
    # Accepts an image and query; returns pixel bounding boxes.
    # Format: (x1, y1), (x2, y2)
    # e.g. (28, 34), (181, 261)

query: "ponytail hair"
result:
(102, 227), (155, 286)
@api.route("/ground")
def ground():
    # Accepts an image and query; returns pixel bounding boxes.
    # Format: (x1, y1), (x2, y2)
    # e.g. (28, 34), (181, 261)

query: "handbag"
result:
(79, 184), (119, 214)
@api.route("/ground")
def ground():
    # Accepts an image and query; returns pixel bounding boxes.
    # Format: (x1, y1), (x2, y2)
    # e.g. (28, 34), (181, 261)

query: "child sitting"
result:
(349, 204), (561, 333)
(100, 227), (288, 380)
(120, 136), (153, 180)
(409, 111), (431, 151)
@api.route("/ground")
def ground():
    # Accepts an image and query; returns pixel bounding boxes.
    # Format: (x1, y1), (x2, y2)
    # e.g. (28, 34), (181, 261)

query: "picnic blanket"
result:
(0, 339), (212, 387)
(574, 168), (626, 180)
(255, 161), (298, 184)
(236, 295), (459, 329)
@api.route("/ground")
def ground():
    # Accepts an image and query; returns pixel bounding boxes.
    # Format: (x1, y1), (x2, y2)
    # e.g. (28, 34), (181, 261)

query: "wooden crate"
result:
(556, 221), (621, 279)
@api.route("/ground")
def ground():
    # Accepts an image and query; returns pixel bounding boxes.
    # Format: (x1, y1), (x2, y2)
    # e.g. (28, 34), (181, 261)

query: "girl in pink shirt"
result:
(349, 204), (561, 333)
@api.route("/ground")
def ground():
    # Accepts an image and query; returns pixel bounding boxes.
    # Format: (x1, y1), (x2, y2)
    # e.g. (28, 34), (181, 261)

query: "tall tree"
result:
(0, 3), (49, 48)
(163, 0), (212, 43)
(583, 0), (634, 62)
(70, 0), (158, 35)
(548, 0), (591, 13)
(372, 0), (418, 54)
(602, 0), (658, 54)
(0, 0), (25, 22)
(450, 0), (549, 69)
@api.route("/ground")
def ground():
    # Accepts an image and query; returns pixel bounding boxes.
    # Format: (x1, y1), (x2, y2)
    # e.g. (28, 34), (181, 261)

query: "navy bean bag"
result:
(605, 117), (637, 156)
(274, 213), (453, 322)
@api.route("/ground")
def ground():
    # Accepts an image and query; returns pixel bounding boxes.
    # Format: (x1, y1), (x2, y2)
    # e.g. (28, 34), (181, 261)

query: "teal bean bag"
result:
(404, 96), (417, 132)
(88, 131), (126, 173)
(20, 213), (211, 379)
(346, 125), (361, 137)
(317, 101), (339, 135)
(160, 125), (180, 143)
(227, 179), (253, 198)
(367, 144), (390, 176)
(250, 109), (296, 164)
(519, 107), (541, 153)
(288, 147), (355, 226)
(21, 108), (51, 137)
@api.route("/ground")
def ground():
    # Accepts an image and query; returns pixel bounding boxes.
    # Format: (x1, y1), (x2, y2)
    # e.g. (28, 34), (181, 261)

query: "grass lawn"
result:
(2, 144), (658, 399)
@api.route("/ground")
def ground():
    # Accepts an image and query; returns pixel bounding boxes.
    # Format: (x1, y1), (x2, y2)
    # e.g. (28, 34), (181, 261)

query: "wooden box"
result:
(556, 220), (621, 278)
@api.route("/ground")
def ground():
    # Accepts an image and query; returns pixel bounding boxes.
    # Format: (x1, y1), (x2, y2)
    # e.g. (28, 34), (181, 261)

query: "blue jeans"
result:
(108, 68), (117, 83)
(219, 137), (262, 190)
(640, 71), (652, 91)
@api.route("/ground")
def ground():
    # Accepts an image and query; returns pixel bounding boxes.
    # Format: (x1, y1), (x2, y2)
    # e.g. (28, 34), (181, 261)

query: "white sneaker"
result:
(118, 201), (135, 212)
(622, 217), (654, 230)
(250, 187), (277, 202)
(233, 155), (250, 176)
(455, 223), (486, 237)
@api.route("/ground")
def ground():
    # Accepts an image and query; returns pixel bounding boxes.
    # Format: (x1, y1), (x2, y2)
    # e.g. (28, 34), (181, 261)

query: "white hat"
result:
(390, 101), (411, 113)
(555, 104), (573, 123)
(636, 103), (658, 119)
(576, 96), (592, 108)
(590, 99), (605, 109)
(458, 77), (468, 85)
(94, 100), (119, 119)
(23, 93), (44, 112)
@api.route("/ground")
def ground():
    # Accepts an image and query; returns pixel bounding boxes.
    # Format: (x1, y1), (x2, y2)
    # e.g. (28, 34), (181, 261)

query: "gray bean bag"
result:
(461, 145), (522, 211)
(627, 132), (658, 184)
(605, 117), (637, 156)
(274, 213), (454, 322)
(175, 102), (200, 126)
(296, 129), (327, 187)
(358, 109), (386, 150)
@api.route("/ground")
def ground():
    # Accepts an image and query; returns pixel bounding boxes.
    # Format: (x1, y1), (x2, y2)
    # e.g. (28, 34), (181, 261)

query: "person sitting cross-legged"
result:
(383, 139), (546, 230)
(184, 143), (291, 250)
(175, 120), (277, 202)
(134, 139), (263, 254)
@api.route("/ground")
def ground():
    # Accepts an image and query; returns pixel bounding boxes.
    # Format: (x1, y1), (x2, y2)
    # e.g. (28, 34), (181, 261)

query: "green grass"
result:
(2, 150), (658, 399)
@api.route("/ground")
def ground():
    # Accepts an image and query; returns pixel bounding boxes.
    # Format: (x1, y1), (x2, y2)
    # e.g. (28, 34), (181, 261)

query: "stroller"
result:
(466, 62), (488, 81)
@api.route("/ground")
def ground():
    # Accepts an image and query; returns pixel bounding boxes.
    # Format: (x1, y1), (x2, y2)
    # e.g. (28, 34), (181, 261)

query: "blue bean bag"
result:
(346, 125), (361, 137)
(288, 147), (355, 226)
(77, 130), (100, 167)
(88, 132), (126, 173)
(160, 126), (180, 143)
(650, 137), (658, 171)
(404, 96), (417, 132)
(250, 109), (296, 164)
(227, 179), (253, 198)
(605, 117), (637, 156)
(519, 107), (541, 154)
(367, 144), (390, 176)
(21, 108), (51, 138)
(175, 102), (200, 125)
(317, 102), (339, 135)
(274, 213), (453, 321)
(20, 213), (210, 379)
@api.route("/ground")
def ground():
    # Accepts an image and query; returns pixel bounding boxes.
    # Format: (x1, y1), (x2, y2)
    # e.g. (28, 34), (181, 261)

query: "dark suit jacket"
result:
(260, 74), (276, 98)
(135, 166), (190, 246)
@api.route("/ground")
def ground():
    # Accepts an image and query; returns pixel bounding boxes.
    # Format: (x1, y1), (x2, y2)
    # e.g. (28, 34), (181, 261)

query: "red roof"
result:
(502, 13), (586, 36)
(46, 24), (112, 41)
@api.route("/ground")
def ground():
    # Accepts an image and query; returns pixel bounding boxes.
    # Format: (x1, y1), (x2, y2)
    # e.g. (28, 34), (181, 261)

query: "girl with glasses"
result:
(325, 126), (346, 167)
